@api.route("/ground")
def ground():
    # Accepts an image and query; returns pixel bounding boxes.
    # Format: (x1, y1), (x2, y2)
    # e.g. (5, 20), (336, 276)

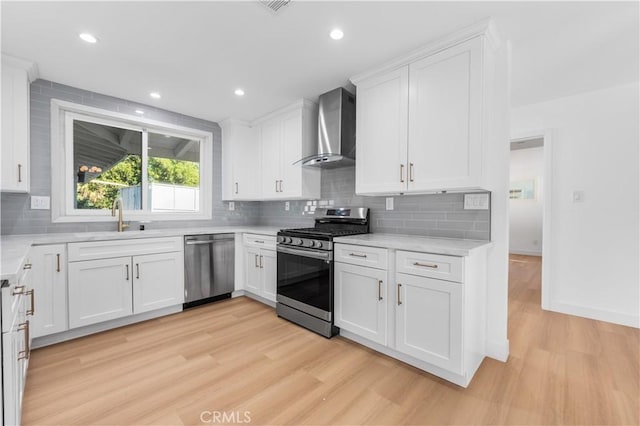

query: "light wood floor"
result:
(23, 255), (639, 425)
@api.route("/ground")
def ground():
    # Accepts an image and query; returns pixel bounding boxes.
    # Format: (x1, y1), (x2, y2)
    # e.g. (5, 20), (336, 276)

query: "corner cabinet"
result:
(257, 100), (320, 200)
(30, 244), (68, 338)
(67, 237), (184, 329)
(220, 120), (261, 200)
(352, 26), (499, 195)
(221, 100), (321, 201)
(1, 55), (37, 193)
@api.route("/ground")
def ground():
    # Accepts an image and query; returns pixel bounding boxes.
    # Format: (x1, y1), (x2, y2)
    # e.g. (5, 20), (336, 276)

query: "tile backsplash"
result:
(258, 167), (491, 241)
(0, 79), (260, 235)
(1, 79), (490, 240)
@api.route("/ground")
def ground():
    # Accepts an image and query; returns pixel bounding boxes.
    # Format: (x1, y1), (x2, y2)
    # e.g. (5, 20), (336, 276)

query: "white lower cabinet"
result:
(244, 247), (277, 302)
(334, 262), (387, 345)
(2, 259), (32, 426)
(30, 244), (68, 338)
(132, 252), (184, 314)
(334, 242), (487, 387)
(395, 272), (462, 374)
(68, 256), (133, 328)
(67, 237), (184, 329)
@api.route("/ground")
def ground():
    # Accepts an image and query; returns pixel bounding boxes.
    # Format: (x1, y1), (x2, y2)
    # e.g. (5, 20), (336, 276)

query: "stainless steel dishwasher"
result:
(184, 234), (235, 308)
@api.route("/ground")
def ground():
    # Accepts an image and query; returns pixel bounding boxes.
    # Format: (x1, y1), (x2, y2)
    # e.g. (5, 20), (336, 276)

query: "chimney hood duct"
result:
(297, 87), (356, 168)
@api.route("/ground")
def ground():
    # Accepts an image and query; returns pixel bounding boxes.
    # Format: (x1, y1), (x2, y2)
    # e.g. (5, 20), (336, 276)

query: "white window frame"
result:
(51, 99), (213, 223)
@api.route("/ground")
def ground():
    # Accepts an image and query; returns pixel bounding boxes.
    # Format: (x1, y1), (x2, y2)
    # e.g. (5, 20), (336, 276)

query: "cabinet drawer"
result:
(334, 244), (388, 270)
(243, 233), (276, 249)
(396, 251), (463, 283)
(68, 237), (182, 262)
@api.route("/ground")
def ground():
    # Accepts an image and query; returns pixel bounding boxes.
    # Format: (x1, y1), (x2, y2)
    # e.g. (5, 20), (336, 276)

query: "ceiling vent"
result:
(260, 0), (291, 14)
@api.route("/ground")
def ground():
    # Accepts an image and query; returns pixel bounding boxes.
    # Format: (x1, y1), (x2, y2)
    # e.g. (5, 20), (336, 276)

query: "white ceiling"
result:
(2, 1), (638, 123)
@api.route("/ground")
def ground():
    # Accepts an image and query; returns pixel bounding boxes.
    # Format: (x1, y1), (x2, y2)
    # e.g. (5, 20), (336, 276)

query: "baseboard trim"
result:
(548, 301), (639, 328)
(32, 305), (183, 349)
(485, 339), (510, 362)
(508, 249), (542, 256)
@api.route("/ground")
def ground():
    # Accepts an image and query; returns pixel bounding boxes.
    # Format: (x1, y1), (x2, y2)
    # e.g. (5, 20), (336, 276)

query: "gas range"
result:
(275, 207), (369, 338)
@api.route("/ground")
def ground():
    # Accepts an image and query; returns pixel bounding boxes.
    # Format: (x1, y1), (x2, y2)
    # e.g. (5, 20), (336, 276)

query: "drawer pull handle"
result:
(26, 289), (35, 316)
(56, 254), (61, 272)
(12, 285), (25, 296)
(378, 280), (383, 301)
(125, 264), (129, 280)
(23, 263), (32, 270)
(397, 283), (402, 305)
(413, 262), (438, 269)
(254, 240), (264, 244)
(18, 321), (29, 360)
(349, 253), (367, 258)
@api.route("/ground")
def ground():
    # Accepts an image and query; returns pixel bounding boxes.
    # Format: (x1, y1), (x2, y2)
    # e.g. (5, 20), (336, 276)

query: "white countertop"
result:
(333, 233), (492, 256)
(1, 226), (280, 282)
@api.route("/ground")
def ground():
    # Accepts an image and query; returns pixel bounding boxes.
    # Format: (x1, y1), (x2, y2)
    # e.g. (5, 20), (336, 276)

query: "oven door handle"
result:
(277, 245), (333, 261)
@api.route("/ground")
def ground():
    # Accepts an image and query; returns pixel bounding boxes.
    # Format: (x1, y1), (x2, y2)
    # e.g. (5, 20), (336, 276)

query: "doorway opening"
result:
(509, 131), (552, 310)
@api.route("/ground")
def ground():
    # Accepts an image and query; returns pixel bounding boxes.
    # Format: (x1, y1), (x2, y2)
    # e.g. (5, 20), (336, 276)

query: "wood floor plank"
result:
(22, 257), (639, 425)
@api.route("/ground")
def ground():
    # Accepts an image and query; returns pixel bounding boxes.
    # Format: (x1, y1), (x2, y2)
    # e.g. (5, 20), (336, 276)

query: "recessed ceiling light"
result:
(79, 33), (98, 44)
(150, 92), (161, 99)
(234, 88), (245, 96)
(135, 109), (144, 114)
(330, 29), (344, 40)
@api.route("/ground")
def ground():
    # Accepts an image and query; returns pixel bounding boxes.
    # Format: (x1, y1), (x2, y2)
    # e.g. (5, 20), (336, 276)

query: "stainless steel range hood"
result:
(297, 87), (356, 168)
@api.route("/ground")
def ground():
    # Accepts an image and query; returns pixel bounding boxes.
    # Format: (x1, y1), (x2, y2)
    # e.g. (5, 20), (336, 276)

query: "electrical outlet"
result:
(572, 190), (584, 202)
(386, 197), (394, 210)
(30, 196), (50, 210)
(285, 201), (290, 211)
(463, 193), (490, 210)
(228, 201), (235, 211)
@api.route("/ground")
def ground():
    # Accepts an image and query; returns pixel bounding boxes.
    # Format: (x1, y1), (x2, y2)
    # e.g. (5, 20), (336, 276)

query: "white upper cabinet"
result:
(352, 24), (498, 195)
(407, 37), (482, 191)
(1, 55), (37, 193)
(221, 100), (320, 201)
(220, 120), (261, 201)
(355, 67), (409, 195)
(257, 100), (320, 200)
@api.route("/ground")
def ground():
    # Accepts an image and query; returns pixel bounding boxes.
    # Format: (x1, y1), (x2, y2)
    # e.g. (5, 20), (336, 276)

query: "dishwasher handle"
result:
(185, 240), (217, 246)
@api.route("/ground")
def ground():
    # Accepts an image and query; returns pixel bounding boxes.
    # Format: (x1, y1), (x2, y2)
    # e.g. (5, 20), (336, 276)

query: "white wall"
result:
(511, 82), (639, 328)
(509, 146), (544, 255)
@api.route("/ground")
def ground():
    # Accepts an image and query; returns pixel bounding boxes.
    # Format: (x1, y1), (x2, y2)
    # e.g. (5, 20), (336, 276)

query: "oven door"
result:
(276, 245), (333, 321)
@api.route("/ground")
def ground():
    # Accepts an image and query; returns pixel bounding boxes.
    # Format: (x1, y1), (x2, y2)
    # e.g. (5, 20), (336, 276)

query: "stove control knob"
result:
(315, 241), (323, 249)
(284, 237), (292, 244)
(295, 239), (303, 246)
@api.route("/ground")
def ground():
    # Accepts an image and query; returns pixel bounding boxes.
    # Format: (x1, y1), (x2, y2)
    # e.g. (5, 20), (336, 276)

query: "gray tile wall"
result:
(258, 166), (491, 240)
(1, 79), (490, 240)
(0, 79), (261, 235)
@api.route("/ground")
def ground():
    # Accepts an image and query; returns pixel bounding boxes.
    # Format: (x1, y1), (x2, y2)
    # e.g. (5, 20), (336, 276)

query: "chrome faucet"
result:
(111, 198), (129, 232)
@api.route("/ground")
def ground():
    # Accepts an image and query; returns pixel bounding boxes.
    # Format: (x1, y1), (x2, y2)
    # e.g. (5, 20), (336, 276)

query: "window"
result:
(51, 100), (213, 222)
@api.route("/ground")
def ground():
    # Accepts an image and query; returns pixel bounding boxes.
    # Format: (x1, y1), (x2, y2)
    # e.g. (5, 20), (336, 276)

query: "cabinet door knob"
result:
(400, 164), (405, 183)
(56, 253), (61, 272)
(125, 264), (130, 280)
(18, 321), (30, 360)
(409, 163), (415, 182)
(275, 180), (278, 192)
(255, 254), (260, 268)
(259, 255), (264, 269)
(136, 263), (140, 279)
(397, 283), (402, 305)
(235, 182), (239, 194)
(17, 164), (22, 183)
(378, 280), (383, 301)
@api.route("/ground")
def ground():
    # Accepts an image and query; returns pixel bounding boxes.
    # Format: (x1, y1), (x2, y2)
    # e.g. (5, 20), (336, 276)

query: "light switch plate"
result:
(386, 197), (394, 210)
(31, 196), (50, 210)
(463, 193), (490, 210)
(228, 201), (235, 211)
